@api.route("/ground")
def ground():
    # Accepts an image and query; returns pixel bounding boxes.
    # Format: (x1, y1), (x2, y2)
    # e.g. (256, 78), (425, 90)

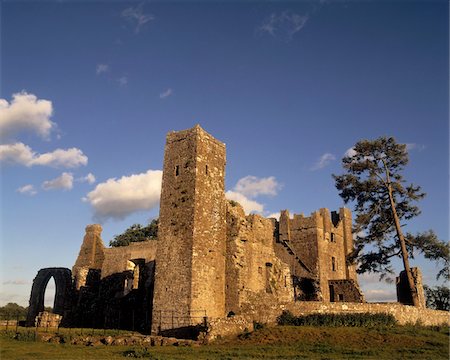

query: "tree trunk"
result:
(387, 184), (421, 307)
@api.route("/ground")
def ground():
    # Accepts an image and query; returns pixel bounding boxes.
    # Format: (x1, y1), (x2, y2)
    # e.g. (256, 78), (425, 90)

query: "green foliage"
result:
(110, 219), (158, 247)
(1, 325), (449, 360)
(332, 137), (425, 279)
(276, 310), (397, 327)
(424, 285), (450, 311)
(228, 200), (239, 207)
(0, 303), (28, 318)
(123, 347), (156, 358)
(406, 231), (450, 280)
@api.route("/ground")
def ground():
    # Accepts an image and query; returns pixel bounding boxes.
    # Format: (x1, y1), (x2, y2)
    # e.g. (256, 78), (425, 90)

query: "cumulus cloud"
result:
(225, 190), (264, 214)
(310, 152), (336, 171)
(16, 184), (37, 196)
(258, 11), (309, 41)
(83, 169), (162, 221)
(121, 4), (154, 33)
(234, 175), (281, 198)
(78, 173), (96, 184)
(159, 88), (173, 99)
(96, 64), (109, 75)
(42, 172), (74, 191)
(0, 142), (88, 168)
(0, 92), (54, 141)
(225, 175), (282, 214)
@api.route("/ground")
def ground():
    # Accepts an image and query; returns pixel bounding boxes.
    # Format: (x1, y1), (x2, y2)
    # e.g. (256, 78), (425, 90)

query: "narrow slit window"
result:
(205, 164), (208, 174)
(331, 257), (336, 271)
(175, 165), (180, 176)
(331, 233), (335, 242)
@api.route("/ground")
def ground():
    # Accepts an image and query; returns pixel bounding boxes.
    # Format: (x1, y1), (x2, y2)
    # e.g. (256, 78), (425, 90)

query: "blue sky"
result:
(1, 0), (448, 306)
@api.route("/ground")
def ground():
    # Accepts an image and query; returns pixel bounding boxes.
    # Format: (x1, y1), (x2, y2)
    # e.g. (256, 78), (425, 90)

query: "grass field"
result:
(0, 324), (448, 360)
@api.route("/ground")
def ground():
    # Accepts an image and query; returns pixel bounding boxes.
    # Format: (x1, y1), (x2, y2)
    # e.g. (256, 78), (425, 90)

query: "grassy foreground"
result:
(1, 325), (448, 360)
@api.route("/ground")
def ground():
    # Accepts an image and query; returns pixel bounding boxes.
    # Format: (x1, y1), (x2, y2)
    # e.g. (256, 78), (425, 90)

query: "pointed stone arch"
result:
(26, 267), (73, 326)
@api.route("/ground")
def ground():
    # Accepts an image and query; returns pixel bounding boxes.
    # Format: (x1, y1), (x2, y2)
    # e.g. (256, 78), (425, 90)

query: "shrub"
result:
(277, 311), (397, 327)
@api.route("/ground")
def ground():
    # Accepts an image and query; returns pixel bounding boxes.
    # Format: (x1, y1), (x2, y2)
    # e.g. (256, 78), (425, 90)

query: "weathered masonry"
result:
(27, 125), (432, 335)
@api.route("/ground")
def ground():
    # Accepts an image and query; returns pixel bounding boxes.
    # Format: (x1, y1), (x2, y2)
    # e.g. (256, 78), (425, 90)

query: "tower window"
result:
(331, 233), (336, 242)
(205, 164), (208, 174)
(331, 257), (336, 271)
(175, 165), (180, 176)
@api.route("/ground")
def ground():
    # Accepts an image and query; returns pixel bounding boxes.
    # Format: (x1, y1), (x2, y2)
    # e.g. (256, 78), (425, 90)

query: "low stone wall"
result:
(206, 301), (449, 340)
(205, 315), (254, 341)
(285, 302), (449, 326)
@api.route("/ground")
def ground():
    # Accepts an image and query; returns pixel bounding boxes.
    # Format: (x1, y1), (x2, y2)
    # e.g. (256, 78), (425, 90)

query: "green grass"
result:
(1, 324), (449, 360)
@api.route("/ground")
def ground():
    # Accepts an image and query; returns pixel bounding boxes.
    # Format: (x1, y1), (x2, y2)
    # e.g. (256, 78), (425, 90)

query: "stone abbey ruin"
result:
(27, 125), (448, 337)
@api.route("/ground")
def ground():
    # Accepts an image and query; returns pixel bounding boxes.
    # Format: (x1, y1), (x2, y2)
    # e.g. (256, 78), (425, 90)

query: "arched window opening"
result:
(44, 276), (56, 312)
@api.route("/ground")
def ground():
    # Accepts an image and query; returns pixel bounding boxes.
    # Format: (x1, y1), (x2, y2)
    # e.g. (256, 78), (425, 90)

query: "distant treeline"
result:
(0, 303), (52, 318)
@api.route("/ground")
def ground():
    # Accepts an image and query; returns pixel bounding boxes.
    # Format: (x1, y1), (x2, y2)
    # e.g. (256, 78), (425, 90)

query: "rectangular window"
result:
(175, 165), (179, 176)
(338, 294), (344, 301)
(332, 257), (336, 271)
(331, 233), (335, 242)
(205, 164), (208, 174)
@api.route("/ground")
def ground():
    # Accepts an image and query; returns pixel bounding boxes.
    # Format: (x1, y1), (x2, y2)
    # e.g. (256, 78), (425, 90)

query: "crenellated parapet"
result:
(277, 207), (360, 302)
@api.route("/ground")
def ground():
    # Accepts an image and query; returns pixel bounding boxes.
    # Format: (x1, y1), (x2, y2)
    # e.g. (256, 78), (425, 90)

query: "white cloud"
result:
(78, 173), (96, 184)
(344, 147), (357, 158)
(0, 142), (88, 168)
(267, 212), (280, 220)
(16, 184), (37, 196)
(258, 11), (309, 41)
(310, 152), (336, 171)
(234, 175), (281, 198)
(225, 190), (264, 214)
(96, 64), (109, 75)
(83, 169), (162, 221)
(118, 76), (128, 86)
(42, 172), (74, 191)
(121, 4), (154, 33)
(0, 92), (54, 141)
(363, 289), (397, 302)
(159, 88), (173, 99)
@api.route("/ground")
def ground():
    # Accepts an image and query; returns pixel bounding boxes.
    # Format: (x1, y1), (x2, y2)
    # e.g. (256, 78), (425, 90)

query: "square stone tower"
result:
(152, 125), (227, 332)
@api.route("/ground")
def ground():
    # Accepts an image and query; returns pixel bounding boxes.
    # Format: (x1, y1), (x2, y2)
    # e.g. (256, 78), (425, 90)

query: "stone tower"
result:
(152, 125), (227, 332)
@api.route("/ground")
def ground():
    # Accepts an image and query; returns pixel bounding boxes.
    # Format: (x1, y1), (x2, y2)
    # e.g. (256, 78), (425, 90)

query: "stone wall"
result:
(152, 125), (227, 333)
(102, 241), (157, 278)
(225, 202), (293, 315)
(279, 208), (360, 302)
(236, 300), (449, 327)
(72, 225), (105, 289)
(205, 301), (449, 341)
(396, 267), (426, 308)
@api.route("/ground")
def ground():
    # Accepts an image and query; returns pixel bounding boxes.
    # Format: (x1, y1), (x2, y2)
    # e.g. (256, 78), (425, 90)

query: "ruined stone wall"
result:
(102, 241), (157, 278)
(207, 301), (449, 340)
(72, 225), (105, 289)
(279, 208), (359, 302)
(396, 267), (426, 308)
(225, 202), (293, 315)
(152, 125), (227, 332)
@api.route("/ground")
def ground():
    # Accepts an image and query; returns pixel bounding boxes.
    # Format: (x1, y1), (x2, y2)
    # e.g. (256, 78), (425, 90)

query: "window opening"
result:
(331, 257), (336, 271)
(175, 165), (180, 176)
